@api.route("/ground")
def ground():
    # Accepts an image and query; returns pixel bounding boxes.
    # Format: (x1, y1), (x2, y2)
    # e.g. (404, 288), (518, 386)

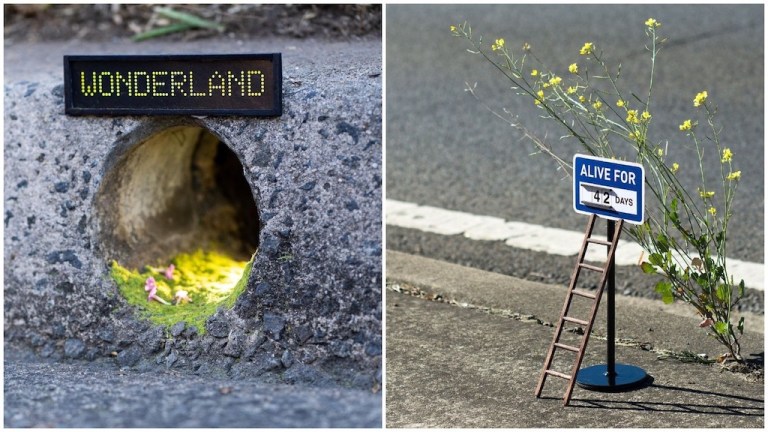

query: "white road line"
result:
(386, 199), (765, 291)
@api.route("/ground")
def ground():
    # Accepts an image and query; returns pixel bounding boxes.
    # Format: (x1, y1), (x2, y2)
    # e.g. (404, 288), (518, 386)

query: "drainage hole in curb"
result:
(95, 126), (259, 333)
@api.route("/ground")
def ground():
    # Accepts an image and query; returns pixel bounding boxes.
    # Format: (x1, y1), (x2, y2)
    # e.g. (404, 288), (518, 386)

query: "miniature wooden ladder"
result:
(534, 214), (624, 406)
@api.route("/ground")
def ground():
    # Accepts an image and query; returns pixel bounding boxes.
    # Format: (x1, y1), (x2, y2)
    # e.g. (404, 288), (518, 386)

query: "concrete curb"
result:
(386, 250), (763, 355)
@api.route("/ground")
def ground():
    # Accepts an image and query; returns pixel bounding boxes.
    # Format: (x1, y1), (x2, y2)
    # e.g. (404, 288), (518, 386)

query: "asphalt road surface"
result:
(386, 5), (764, 304)
(4, 348), (382, 428)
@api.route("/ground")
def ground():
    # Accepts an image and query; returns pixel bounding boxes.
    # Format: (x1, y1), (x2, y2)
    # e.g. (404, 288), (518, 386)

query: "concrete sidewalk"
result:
(385, 251), (764, 428)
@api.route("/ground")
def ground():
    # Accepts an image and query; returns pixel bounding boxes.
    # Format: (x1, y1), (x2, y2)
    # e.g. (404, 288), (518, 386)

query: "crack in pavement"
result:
(387, 280), (763, 382)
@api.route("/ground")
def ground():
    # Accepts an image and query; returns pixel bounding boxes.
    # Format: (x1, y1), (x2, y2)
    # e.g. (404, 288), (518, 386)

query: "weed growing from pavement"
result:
(452, 18), (747, 363)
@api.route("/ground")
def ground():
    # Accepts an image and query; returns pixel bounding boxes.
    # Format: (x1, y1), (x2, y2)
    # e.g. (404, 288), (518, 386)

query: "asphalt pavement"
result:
(386, 251), (764, 428)
(386, 5), (764, 267)
(4, 347), (382, 428)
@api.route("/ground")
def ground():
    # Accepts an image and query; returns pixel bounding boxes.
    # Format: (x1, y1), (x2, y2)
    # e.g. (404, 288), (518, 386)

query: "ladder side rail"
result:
(562, 219), (624, 405)
(535, 214), (597, 398)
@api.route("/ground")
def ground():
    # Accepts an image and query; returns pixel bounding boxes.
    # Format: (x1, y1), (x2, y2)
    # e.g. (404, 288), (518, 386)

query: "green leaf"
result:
(649, 253), (663, 267)
(715, 231), (725, 249)
(738, 280), (745, 297)
(640, 262), (657, 274)
(655, 280), (674, 304)
(155, 7), (225, 30)
(681, 268), (690, 281)
(704, 256), (715, 271)
(713, 321), (728, 335)
(712, 265), (724, 281)
(132, 22), (195, 41)
(656, 233), (670, 253)
(669, 210), (679, 225)
(697, 234), (708, 250)
(715, 284), (730, 303)
(737, 317), (745, 335)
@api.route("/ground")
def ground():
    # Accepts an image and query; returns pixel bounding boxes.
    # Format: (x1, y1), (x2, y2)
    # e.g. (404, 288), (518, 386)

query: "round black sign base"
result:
(576, 364), (649, 391)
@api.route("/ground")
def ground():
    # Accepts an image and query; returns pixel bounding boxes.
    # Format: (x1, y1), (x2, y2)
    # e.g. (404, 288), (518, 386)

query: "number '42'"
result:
(594, 191), (609, 204)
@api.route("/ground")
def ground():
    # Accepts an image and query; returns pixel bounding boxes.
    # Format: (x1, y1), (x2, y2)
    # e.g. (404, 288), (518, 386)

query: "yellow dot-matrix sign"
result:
(64, 54), (282, 116)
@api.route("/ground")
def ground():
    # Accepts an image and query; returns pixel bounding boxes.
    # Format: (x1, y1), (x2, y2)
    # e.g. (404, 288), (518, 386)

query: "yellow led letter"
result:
(98, 71), (114, 96)
(114, 72), (131, 96)
(208, 71), (226, 96)
(170, 71), (187, 96)
(188, 71), (207, 96)
(80, 71), (98, 97)
(227, 70), (245, 96)
(133, 71), (149, 97)
(247, 70), (264, 96)
(152, 71), (169, 96)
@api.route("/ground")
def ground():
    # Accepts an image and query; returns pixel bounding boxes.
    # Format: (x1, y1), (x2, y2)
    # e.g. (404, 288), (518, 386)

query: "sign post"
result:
(572, 154), (649, 391)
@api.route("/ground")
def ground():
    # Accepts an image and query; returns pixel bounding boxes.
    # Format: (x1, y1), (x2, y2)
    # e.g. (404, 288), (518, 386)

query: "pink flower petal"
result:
(145, 277), (156, 291)
(164, 264), (175, 280)
(145, 277), (158, 301)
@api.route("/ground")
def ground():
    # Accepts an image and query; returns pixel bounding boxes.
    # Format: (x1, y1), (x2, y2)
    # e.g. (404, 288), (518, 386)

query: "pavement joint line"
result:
(386, 198), (765, 291)
(387, 280), (763, 381)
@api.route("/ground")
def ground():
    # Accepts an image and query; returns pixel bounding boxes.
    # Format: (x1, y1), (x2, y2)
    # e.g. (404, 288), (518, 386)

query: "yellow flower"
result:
(626, 109), (639, 124)
(579, 95), (586, 103)
(569, 63), (578, 74)
(679, 119), (692, 131)
(708, 206), (717, 216)
(694, 91), (708, 107)
(721, 148), (733, 163)
(592, 100), (603, 110)
(580, 42), (593, 55)
(641, 111), (652, 121)
(616, 99), (625, 107)
(628, 132), (637, 140)
(522, 42), (531, 52)
(491, 38), (505, 51)
(699, 189), (715, 199)
(656, 148), (663, 157)
(645, 18), (661, 28)
(531, 69), (539, 77)
(549, 76), (562, 86)
(671, 162), (679, 173)
(727, 170), (741, 181)
(567, 86), (577, 94)
(542, 82), (550, 88)
(450, 25), (457, 32)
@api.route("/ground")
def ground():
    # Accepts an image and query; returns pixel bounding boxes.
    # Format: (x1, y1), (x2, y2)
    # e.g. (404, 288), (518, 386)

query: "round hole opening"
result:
(96, 125), (259, 332)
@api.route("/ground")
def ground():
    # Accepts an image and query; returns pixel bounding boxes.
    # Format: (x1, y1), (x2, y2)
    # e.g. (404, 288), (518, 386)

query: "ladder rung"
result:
(554, 342), (579, 352)
(563, 316), (589, 326)
(579, 263), (605, 272)
(587, 237), (612, 246)
(545, 370), (572, 380)
(572, 289), (596, 299)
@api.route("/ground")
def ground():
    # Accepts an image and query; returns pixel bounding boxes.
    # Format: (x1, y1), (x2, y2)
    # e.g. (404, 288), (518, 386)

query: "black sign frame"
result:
(64, 53), (282, 116)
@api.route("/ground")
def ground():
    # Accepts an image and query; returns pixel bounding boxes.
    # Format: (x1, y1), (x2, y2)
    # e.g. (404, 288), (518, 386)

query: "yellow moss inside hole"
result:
(110, 250), (253, 335)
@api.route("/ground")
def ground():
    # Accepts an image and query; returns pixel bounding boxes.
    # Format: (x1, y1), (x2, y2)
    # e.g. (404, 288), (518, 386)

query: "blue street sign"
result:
(573, 154), (645, 225)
